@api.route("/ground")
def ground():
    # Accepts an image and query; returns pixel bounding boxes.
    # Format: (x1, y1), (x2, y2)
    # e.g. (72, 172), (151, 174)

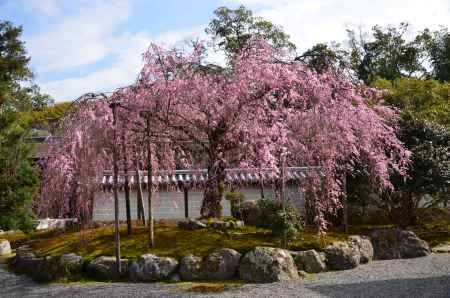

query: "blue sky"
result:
(1, 0), (449, 101)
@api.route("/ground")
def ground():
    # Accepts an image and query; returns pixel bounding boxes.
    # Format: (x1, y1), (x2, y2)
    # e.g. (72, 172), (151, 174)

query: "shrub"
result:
(225, 191), (245, 219)
(272, 205), (303, 241)
(255, 198), (303, 242)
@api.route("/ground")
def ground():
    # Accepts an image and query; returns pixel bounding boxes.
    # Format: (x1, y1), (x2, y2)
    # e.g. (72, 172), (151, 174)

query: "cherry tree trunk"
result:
(304, 196), (316, 226)
(341, 176), (348, 233)
(135, 162), (146, 225)
(68, 175), (79, 219)
(123, 162), (132, 234)
(78, 191), (94, 226)
(121, 130), (132, 235)
(200, 160), (226, 218)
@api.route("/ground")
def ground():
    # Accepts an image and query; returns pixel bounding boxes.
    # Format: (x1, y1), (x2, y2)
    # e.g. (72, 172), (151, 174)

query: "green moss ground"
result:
(4, 208), (449, 261)
(180, 281), (244, 293)
(1, 231), (27, 244)
(25, 223), (347, 261)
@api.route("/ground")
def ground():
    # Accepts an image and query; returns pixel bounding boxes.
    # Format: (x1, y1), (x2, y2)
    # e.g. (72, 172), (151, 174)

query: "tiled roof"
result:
(102, 167), (323, 187)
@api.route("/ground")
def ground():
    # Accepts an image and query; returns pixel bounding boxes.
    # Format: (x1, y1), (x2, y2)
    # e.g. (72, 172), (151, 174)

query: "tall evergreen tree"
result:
(0, 20), (51, 231)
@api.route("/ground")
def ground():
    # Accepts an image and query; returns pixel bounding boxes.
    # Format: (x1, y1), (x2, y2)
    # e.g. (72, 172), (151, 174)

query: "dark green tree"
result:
(423, 28), (450, 82)
(382, 116), (449, 226)
(0, 21), (32, 108)
(296, 43), (348, 73)
(206, 5), (295, 57)
(348, 23), (427, 84)
(0, 20), (51, 231)
(0, 112), (38, 231)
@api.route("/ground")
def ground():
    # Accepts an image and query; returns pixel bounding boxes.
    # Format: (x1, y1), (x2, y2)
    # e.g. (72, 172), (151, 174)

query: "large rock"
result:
(239, 247), (299, 283)
(11, 251), (57, 282)
(11, 251), (39, 274)
(179, 255), (203, 281)
(324, 241), (360, 270)
(87, 256), (129, 280)
(203, 248), (241, 280)
(59, 253), (83, 279)
(129, 254), (178, 281)
(371, 229), (431, 260)
(0, 239), (12, 255)
(348, 235), (374, 264)
(34, 256), (60, 282)
(291, 250), (326, 273)
(177, 219), (207, 230)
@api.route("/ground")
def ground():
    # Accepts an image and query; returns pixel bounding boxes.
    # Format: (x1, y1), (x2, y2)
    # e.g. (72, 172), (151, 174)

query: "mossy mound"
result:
(27, 223), (345, 261)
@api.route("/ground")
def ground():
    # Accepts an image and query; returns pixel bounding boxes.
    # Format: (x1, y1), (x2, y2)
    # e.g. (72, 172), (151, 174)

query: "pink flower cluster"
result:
(38, 39), (410, 230)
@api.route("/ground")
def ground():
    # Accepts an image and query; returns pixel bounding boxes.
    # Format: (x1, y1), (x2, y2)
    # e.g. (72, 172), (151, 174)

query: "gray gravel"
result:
(1, 254), (450, 298)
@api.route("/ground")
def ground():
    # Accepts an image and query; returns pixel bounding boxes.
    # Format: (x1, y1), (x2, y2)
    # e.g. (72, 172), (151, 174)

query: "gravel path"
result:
(1, 254), (449, 298)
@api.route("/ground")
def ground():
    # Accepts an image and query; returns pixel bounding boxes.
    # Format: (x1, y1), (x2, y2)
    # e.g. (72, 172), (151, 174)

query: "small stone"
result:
(211, 220), (231, 230)
(432, 244), (450, 254)
(0, 239), (12, 256)
(178, 219), (207, 230)
(35, 218), (78, 230)
(234, 220), (245, 228)
(298, 270), (308, 278)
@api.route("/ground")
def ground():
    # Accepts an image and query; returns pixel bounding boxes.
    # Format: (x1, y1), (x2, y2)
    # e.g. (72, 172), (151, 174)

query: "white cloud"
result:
(231, 0), (450, 52)
(39, 27), (205, 101)
(36, 0), (450, 100)
(30, 0), (208, 100)
(27, 0), (132, 72)
(23, 0), (60, 16)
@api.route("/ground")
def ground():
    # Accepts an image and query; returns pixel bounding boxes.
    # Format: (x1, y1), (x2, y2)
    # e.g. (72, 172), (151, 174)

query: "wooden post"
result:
(135, 164), (146, 226)
(318, 170), (325, 233)
(145, 114), (154, 248)
(184, 186), (189, 218)
(280, 152), (287, 249)
(110, 102), (121, 275)
(121, 126), (132, 235)
(342, 175), (348, 233)
(259, 170), (265, 199)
